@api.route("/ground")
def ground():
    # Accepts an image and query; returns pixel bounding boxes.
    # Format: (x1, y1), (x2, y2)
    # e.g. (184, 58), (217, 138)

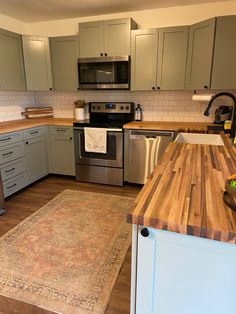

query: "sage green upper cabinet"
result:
(50, 36), (79, 91)
(185, 18), (216, 90)
(22, 35), (52, 91)
(131, 27), (188, 91)
(0, 29), (26, 91)
(211, 16), (236, 89)
(79, 18), (137, 57)
(131, 29), (158, 91)
(157, 26), (188, 90)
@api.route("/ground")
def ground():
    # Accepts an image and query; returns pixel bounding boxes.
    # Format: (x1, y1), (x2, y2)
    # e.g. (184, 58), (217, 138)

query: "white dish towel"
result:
(84, 127), (107, 154)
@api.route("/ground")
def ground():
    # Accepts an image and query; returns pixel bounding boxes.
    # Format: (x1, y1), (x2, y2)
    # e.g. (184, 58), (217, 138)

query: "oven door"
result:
(73, 127), (123, 168)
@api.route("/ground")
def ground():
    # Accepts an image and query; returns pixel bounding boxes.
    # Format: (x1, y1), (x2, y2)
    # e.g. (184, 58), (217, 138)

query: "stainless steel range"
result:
(73, 102), (134, 186)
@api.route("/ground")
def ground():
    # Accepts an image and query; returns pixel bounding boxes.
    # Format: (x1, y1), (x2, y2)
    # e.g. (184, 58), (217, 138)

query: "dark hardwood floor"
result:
(0, 175), (140, 314)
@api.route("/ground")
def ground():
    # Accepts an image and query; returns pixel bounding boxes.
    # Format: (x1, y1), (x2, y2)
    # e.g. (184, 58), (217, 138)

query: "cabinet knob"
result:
(49, 88), (52, 91)
(104, 53), (107, 56)
(70, 137), (72, 140)
(204, 85), (208, 89)
(152, 86), (155, 90)
(141, 228), (149, 238)
(77, 87), (80, 91)
(100, 53), (103, 56)
(157, 86), (160, 90)
(25, 141), (29, 144)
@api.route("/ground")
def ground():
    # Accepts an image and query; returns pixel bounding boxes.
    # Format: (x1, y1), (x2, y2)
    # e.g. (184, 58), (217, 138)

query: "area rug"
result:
(0, 189), (134, 314)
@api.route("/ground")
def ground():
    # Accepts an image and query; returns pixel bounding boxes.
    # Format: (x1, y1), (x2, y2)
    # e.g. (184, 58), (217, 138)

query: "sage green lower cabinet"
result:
(185, 18), (216, 90)
(0, 131), (27, 198)
(50, 36), (79, 91)
(24, 127), (48, 184)
(48, 126), (75, 176)
(22, 35), (52, 91)
(211, 15), (236, 89)
(0, 29), (26, 91)
(157, 26), (188, 90)
(131, 29), (158, 91)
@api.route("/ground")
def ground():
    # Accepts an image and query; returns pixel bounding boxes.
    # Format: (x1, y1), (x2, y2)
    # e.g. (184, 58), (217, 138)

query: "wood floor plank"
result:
(0, 175), (140, 314)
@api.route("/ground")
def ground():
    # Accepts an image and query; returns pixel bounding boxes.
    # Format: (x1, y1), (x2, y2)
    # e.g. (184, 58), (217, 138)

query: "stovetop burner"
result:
(73, 102), (134, 128)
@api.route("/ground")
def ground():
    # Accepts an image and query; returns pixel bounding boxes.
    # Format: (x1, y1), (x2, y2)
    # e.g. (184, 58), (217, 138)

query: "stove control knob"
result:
(120, 106), (124, 110)
(92, 106), (96, 110)
(97, 106), (101, 110)
(125, 106), (129, 111)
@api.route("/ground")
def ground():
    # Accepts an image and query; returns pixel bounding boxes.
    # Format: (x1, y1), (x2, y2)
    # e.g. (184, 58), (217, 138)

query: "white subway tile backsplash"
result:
(0, 89), (234, 123)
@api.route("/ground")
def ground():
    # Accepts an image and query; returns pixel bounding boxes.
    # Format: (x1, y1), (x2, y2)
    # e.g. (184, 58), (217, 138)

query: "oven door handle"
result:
(73, 127), (123, 132)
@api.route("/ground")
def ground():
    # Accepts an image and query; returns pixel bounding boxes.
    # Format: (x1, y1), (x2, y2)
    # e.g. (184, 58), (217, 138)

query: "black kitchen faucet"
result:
(204, 91), (236, 138)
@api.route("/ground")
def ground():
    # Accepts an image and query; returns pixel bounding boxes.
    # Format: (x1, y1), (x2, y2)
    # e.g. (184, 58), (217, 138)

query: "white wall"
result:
(1, 1), (236, 36)
(26, 1), (236, 36)
(0, 13), (28, 34)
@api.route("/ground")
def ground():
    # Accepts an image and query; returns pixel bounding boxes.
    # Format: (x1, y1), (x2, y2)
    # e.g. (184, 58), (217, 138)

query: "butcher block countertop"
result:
(0, 118), (75, 134)
(123, 121), (215, 132)
(128, 134), (236, 244)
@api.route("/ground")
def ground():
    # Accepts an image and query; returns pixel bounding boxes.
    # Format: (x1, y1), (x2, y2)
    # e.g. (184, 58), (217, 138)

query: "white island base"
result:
(131, 225), (236, 314)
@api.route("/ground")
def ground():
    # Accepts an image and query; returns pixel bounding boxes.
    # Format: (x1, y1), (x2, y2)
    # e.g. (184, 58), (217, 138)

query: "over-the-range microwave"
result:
(78, 56), (130, 90)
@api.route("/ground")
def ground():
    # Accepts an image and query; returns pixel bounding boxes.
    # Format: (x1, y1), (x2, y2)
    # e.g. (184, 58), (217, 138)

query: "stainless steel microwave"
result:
(78, 56), (130, 90)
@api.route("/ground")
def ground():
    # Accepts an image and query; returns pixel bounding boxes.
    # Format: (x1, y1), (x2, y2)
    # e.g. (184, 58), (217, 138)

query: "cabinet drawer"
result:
(1, 157), (26, 181)
(50, 126), (73, 140)
(3, 173), (26, 197)
(0, 131), (22, 147)
(0, 142), (24, 165)
(23, 127), (45, 140)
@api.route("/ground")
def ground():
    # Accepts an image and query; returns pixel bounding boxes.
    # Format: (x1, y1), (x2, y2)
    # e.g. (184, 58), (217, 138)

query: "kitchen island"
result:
(128, 134), (236, 314)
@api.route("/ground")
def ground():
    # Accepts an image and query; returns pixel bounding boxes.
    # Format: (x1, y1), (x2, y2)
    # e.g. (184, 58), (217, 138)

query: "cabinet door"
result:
(157, 26), (188, 90)
(48, 126), (75, 176)
(131, 29), (158, 91)
(0, 29), (26, 91)
(24, 136), (48, 184)
(22, 35), (52, 91)
(211, 16), (236, 89)
(79, 21), (104, 57)
(185, 18), (216, 90)
(50, 36), (79, 91)
(104, 18), (131, 56)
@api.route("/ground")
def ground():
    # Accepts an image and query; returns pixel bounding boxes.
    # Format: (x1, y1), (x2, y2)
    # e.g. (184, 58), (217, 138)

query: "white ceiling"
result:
(0, 0), (232, 23)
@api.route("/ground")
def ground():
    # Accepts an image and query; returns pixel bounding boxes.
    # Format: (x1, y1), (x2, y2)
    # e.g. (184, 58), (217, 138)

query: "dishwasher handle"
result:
(129, 130), (175, 138)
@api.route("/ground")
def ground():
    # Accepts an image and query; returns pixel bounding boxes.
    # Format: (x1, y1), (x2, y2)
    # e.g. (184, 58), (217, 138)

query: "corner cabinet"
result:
(185, 18), (216, 90)
(211, 15), (236, 89)
(131, 26), (188, 91)
(48, 126), (75, 176)
(79, 18), (137, 57)
(22, 35), (52, 91)
(0, 29), (26, 91)
(23, 127), (48, 184)
(50, 36), (79, 91)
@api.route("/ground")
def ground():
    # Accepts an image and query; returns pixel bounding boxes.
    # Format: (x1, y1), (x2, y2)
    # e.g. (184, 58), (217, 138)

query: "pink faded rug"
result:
(0, 189), (134, 313)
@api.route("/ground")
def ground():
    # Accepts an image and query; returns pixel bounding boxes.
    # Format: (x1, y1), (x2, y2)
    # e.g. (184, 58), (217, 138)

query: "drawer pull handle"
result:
(0, 137), (11, 142)
(7, 183), (17, 189)
(3, 151), (13, 156)
(57, 129), (66, 132)
(5, 167), (15, 173)
(30, 131), (39, 135)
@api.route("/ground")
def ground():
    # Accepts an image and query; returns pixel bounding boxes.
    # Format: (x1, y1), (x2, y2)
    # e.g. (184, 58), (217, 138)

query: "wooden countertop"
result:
(0, 118), (75, 134)
(128, 134), (236, 244)
(123, 121), (215, 132)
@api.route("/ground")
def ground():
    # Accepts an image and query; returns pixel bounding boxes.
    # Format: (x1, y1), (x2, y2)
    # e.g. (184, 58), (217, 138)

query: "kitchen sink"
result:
(175, 133), (224, 146)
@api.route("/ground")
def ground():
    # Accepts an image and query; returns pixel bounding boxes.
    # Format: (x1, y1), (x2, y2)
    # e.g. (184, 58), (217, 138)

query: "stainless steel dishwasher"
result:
(127, 129), (175, 184)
